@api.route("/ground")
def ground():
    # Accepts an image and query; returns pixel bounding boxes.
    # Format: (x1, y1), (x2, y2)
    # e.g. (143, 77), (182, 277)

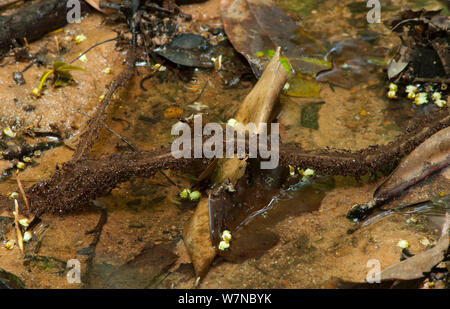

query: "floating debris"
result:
(212, 55), (222, 72)
(4, 239), (15, 250)
(189, 191), (201, 201)
(31, 88), (41, 97)
(221, 230), (232, 242)
(387, 90), (397, 99)
(187, 102), (208, 111)
(227, 118), (238, 127)
(414, 92), (428, 106)
(19, 219), (29, 228)
(78, 54), (88, 63)
(397, 239), (410, 249)
(303, 168), (315, 177)
(180, 188), (191, 199)
(23, 157), (32, 163)
(13, 72), (25, 85)
(75, 34), (87, 44)
(406, 216), (418, 224)
(3, 127), (16, 138)
(102, 67), (112, 74)
(218, 230), (232, 251)
(289, 165), (295, 176)
(7, 192), (19, 199)
(405, 85), (418, 99)
(23, 231), (32, 243)
(218, 240), (230, 251)
(420, 237), (431, 247)
(163, 107), (183, 119)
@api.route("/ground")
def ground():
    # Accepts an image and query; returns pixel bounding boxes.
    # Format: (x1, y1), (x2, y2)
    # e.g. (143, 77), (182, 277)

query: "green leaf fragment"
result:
(38, 69), (54, 90)
(38, 61), (85, 90)
(256, 49), (292, 75)
(297, 57), (332, 70)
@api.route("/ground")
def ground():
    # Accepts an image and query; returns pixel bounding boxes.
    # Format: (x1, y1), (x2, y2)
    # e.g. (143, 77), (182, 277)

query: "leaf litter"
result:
(0, 0), (448, 288)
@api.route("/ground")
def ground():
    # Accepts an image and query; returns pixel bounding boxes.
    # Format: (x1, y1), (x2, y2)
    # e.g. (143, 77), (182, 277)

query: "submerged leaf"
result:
(221, 0), (328, 78)
(0, 268), (25, 289)
(379, 213), (449, 281)
(154, 34), (214, 68)
(348, 126), (450, 221)
(300, 101), (324, 129)
(285, 73), (322, 98)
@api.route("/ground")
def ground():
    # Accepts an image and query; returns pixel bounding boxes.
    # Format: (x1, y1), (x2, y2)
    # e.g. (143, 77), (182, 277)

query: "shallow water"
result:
(0, 0), (448, 289)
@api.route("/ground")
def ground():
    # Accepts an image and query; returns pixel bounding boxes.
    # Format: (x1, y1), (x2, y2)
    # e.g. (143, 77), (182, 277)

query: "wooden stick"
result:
(16, 172), (30, 211)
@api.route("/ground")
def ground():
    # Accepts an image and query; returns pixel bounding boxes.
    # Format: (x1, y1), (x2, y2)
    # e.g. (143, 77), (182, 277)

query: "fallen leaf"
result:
(0, 268), (25, 289)
(348, 126), (450, 221)
(85, 0), (115, 15)
(380, 213), (449, 281)
(221, 0), (329, 78)
(100, 243), (177, 288)
(387, 46), (410, 79)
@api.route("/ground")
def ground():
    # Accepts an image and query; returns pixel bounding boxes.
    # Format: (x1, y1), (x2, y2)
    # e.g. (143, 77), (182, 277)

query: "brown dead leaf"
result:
(380, 213), (449, 281)
(221, 0), (328, 78)
(85, 0), (115, 15)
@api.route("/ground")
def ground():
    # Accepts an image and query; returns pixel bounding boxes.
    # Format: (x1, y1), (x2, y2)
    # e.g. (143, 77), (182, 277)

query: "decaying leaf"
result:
(183, 48), (288, 278)
(387, 9), (450, 80)
(154, 34), (214, 68)
(348, 126), (450, 221)
(85, 0), (115, 15)
(221, 0), (329, 78)
(0, 268), (25, 289)
(379, 212), (449, 281)
(93, 243), (177, 288)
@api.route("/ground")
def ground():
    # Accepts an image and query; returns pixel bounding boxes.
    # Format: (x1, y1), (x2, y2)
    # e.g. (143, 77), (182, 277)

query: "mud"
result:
(0, 0), (448, 289)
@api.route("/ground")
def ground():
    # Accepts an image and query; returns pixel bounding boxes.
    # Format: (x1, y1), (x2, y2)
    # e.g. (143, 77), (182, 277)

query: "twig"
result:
(15, 172), (30, 211)
(0, 0), (23, 11)
(158, 170), (180, 188)
(70, 36), (120, 65)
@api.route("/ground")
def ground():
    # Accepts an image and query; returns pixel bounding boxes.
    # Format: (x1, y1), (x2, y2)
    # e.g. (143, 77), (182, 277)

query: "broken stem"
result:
(15, 172), (30, 211)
